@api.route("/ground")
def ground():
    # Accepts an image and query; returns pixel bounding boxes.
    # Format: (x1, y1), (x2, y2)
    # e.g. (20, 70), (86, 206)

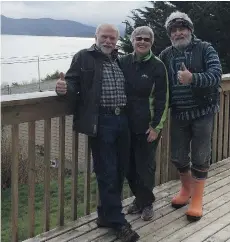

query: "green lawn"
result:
(1, 173), (97, 242)
(1, 174), (130, 242)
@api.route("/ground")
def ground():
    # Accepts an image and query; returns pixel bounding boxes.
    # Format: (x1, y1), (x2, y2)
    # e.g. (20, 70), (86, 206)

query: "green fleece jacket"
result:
(119, 53), (169, 134)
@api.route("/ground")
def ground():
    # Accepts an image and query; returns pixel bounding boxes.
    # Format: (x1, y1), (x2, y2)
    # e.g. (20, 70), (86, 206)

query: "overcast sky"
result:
(1, 1), (151, 27)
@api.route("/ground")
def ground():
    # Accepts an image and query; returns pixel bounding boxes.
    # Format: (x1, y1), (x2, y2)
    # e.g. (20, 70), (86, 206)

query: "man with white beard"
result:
(56, 23), (139, 242)
(159, 11), (222, 222)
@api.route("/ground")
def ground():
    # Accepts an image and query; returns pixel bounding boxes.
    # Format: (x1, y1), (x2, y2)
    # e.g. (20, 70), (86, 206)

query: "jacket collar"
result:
(87, 45), (96, 52)
(132, 51), (154, 63)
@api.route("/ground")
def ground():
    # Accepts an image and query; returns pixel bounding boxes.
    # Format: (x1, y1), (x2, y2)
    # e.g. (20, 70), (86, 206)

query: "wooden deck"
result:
(24, 157), (230, 242)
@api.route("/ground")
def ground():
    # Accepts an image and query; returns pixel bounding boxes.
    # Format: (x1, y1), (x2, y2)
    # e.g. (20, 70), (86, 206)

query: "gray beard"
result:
(171, 35), (192, 50)
(99, 45), (113, 55)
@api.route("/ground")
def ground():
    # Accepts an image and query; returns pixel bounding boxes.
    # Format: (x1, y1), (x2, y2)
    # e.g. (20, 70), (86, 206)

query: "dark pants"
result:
(171, 113), (214, 179)
(126, 132), (160, 208)
(90, 113), (129, 228)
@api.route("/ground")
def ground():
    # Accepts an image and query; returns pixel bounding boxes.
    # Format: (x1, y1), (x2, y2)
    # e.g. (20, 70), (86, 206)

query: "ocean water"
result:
(1, 35), (95, 86)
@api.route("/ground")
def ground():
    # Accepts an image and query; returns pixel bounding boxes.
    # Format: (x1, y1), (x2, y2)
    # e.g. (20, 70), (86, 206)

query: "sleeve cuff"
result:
(149, 125), (161, 134)
(191, 73), (198, 87)
(154, 128), (161, 134)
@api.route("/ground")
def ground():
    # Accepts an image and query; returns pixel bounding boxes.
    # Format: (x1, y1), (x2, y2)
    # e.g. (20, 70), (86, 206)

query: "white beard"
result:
(171, 34), (192, 50)
(100, 46), (113, 55)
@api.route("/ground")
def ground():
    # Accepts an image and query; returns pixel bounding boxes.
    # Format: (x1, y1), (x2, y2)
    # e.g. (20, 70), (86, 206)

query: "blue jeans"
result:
(171, 113), (214, 178)
(90, 113), (129, 228)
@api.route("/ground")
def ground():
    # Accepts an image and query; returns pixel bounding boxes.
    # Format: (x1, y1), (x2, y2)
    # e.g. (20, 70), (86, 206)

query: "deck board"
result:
(142, 187), (230, 241)
(182, 212), (230, 242)
(24, 158), (230, 242)
(203, 224), (230, 242)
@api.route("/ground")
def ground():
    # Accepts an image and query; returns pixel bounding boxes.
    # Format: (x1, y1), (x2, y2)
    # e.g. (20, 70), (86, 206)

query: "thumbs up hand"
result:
(56, 72), (67, 95)
(177, 62), (193, 84)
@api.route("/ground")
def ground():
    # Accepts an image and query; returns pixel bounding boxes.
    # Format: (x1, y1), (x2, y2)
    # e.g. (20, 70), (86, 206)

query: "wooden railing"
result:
(1, 75), (230, 242)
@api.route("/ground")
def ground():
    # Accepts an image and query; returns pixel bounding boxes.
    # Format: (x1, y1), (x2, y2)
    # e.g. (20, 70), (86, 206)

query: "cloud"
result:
(1, 1), (150, 26)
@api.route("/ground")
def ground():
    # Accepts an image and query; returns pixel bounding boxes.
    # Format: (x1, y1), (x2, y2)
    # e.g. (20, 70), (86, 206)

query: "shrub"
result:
(42, 70), (60, 81)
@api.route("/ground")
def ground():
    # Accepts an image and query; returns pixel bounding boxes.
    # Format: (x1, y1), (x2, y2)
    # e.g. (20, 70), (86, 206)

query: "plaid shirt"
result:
(100, 57), (127, 107)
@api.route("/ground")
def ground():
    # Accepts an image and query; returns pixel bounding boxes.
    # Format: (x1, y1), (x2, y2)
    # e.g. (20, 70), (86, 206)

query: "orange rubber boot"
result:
(186, 178), (205, 221)
(171, 171), (191, 209)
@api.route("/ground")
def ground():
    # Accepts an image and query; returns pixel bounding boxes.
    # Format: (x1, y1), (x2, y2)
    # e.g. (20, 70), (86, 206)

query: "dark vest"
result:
(160, 41), (220, 109)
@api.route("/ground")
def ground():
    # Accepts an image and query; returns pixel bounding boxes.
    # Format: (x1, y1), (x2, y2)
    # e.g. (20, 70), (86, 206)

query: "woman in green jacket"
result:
(120, 26), (169, 221)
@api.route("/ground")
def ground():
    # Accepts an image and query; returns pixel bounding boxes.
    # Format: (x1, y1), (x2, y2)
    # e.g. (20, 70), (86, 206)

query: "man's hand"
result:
(146, 128), (159, 143)
(56, 72), (67, 95)
(177, 63), (193, 85)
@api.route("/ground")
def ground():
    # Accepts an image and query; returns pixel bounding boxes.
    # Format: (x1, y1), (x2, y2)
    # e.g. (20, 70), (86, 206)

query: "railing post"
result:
(28, 121), (36, 238)
(71, 131), (79, 221)
(212, 113), (218, 164)
(160, 112), (170, 183)
(43, 119), (51, 232)
(58, 116), (65, 226)
(11, 124), (19, 242)
(84, 135), (91, 215)
(155, 137), (162, 186)
(223, 91), (230, 159)
(217, 92), (225, 161)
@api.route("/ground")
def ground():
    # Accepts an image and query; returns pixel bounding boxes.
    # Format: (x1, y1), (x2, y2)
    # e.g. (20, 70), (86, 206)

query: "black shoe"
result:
(96, 217), (112, 228)
(127, 199), (142, 214)
(115, 223), (140, 242)
(141, 205), (154, 221)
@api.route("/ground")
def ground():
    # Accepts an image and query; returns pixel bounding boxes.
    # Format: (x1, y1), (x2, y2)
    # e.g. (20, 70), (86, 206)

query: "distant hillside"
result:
(1, 15), (96, 37)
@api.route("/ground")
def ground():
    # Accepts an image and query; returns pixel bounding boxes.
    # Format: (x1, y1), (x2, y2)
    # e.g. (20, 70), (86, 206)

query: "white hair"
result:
(130, 26), (154, 44)
(95, 23), (119, 38)
(165, 11), (193, 29)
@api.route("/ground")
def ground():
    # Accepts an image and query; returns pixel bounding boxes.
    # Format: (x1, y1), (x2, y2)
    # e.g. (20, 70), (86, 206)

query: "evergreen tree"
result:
(119, 1), (175, 55)
(120, 1), (230, 73)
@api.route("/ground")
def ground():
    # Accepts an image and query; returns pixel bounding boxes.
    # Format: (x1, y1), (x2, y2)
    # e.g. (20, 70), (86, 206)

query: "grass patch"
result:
(1, 173), (96, 242)
(1, 174), (130, 242)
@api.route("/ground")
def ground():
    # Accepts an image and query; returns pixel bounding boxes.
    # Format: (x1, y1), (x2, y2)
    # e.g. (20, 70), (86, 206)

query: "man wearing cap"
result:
(159, 11), (222, 222)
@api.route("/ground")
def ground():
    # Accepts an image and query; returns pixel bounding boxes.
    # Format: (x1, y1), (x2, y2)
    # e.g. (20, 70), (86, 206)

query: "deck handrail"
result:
(1, 75), (230, 242)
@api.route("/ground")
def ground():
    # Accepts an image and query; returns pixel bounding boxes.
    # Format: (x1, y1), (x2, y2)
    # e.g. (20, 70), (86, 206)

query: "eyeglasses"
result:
(135, 37), (151, 42)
